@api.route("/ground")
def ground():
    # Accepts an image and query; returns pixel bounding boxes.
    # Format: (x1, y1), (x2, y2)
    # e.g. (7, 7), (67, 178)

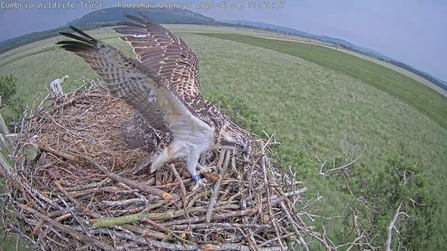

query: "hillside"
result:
(67, 7), (215, 26)
(1, 7), (445, 92)
(225, 20), (447, 91)
(225, 20), (392, 60)
(0, 7), (221, 54)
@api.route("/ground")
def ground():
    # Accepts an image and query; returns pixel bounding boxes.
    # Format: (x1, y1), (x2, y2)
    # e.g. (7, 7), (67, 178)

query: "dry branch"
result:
(0, 151), (13, 175)
(305, 135), (367, 176)
(17, 203), (118, 251)
(0, 113), (10, 135)
(319, 144), (366, 175)
(385, 202), (409, 251)
(0, 133), (12, 153)
(206, 149), (231, 222)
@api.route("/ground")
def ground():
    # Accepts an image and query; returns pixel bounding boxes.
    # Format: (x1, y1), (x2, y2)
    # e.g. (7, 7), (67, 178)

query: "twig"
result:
(120, 224), (168, 240)
(62, 93), (105, 108)
(260, 142), (285, 250)
(74, 153), (175, 201)
(54, 180), (81, 207)
(142, 218), (196, 245)
(206, 150), (230, 222)
(258, 233), (294, 247)
(0, 113), (11, 135)
(320, 144), (367, 175)
(163, 208), (257, 226)
(37, 142), (80, 162)
(169, 163), (187, 208)
(0, 150), (14, 176)
(17, 203), (118, 251)
(171, 222), (271, 230)
(279, 201), (308, 250)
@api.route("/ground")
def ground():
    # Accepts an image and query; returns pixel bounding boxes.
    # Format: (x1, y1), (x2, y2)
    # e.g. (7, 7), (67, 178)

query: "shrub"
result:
(207, 93), (263, 136)
(340, 152), (438, 250)
(0, 74), (24, 130)
(0, 74), (18, 107)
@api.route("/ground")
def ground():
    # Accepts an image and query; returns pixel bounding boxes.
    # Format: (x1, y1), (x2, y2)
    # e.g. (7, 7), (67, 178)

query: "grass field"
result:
(1, 26), (446, 249)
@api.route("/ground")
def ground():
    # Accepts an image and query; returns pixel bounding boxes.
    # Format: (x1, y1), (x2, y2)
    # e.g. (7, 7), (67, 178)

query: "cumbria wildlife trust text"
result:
(1, 1), (192, 9)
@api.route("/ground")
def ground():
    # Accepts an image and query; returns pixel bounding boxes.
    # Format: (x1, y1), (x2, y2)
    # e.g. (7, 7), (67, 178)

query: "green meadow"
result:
(1, 27), (446, 249)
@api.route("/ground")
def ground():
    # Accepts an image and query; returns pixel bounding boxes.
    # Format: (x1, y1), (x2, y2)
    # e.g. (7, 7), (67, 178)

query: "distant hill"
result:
(387, 60), (447, 92)
(224, 20), (447, 92)
(67, 7), (215, 26)
(1, 9), (445, 91)
(225, 20), (393, 60)
(0, 7), (221, 54)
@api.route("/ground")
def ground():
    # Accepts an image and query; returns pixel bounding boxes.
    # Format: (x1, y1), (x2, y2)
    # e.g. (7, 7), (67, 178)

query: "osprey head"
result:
(216, 121), (251, 153)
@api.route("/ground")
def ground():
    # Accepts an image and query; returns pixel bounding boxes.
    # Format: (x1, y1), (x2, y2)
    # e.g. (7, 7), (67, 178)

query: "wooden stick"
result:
(170, 163), (187, 208)
(206, 150), (231, 222)
(0, 133), (12, 154)
(93, 203), (255, 228)
(38, 143), (80, 162)
(17, 203), (118, 251)
(142, 218), (196, 245)
(164, 208), (257, 226)
(0, 151), (13, 175)
(0, 113), (10, 135)
(75, 153), (176, 201)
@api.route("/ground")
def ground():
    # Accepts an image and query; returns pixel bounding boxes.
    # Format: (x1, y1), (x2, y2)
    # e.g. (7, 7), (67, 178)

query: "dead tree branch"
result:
(385, 202), (409, 251)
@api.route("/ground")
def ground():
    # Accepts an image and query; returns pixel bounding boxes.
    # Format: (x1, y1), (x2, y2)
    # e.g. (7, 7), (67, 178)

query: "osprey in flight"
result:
(57, 13), (251, 186)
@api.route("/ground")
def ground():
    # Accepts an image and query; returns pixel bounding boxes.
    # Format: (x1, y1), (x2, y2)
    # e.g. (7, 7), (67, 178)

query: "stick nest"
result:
(1, 81), (319, 251)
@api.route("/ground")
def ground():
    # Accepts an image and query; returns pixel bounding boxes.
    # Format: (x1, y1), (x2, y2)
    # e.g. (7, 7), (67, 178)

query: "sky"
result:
(0, 0), (446, 81)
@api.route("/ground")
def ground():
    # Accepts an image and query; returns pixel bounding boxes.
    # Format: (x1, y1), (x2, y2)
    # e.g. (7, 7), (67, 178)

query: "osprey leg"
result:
(186, 153), (202, 182)
(150, 143), (203, 183)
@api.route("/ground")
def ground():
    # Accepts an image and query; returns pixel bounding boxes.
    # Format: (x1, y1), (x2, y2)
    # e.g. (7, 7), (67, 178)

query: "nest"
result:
(0, 81), (320, 251)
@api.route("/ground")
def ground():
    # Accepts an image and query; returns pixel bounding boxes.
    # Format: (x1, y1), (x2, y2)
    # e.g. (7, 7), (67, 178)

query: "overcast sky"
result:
(0, 0), (445, 81)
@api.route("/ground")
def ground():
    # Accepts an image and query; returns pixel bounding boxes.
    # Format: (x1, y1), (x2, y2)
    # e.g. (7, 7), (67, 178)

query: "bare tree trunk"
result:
(0, 133), (12, 153)
(0, 113), (15, 153)
(385, 202), (408, 251)
(0, 113), (10, 135)
(0, 150), (13, 174)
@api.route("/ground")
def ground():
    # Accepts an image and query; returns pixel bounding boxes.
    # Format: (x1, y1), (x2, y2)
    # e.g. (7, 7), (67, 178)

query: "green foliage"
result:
(8, 96), (25, 123)
(336, 152), (438, 250)
(0, 74), (24, 127)
(206, 92), (263, 136)
(0, 74), (17, 106)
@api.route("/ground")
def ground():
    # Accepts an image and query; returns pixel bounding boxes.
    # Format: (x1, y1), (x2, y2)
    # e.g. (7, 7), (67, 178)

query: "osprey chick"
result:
(57, 13), (251, 186)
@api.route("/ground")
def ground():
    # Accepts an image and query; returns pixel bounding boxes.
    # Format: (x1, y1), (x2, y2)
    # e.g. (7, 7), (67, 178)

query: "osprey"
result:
(57, 13), (251, 186)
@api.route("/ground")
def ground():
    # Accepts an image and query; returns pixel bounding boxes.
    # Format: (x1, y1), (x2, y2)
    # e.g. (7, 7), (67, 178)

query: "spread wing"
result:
(58, 25), (168, 133)
(113, 14), (202, 106)
(120, 111), (171, 152)
(56, 26), (213, 143)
